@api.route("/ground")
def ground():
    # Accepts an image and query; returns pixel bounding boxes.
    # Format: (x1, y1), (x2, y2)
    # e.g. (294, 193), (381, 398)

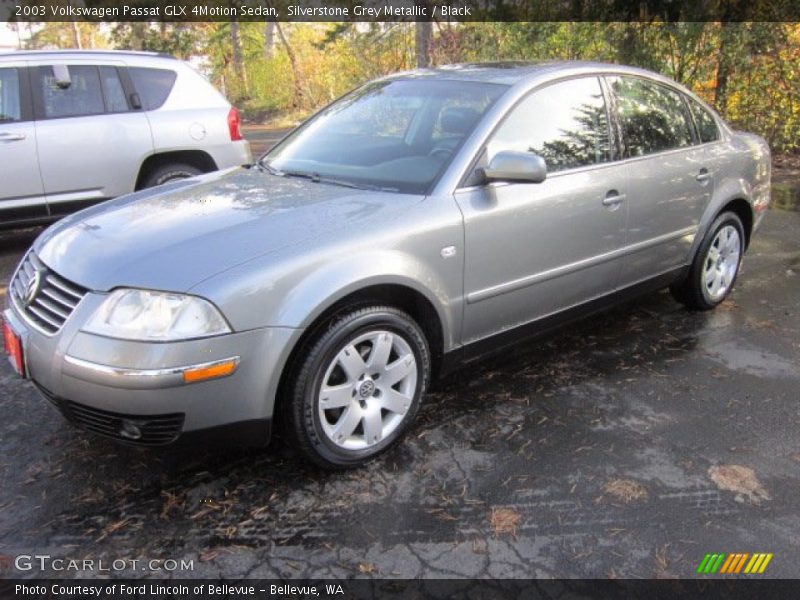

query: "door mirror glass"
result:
(483, 151), (547, 183)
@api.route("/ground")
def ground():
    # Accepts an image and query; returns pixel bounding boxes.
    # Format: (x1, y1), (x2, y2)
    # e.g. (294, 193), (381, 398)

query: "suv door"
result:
(607, 75), (712, 286)
(29, 61), (153, 216)
(455, 76), (628, 345)
(0, 63), (48, 224)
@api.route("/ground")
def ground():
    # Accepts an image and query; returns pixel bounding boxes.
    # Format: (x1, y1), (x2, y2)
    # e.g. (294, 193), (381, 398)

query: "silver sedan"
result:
(3, 61), (771, 468)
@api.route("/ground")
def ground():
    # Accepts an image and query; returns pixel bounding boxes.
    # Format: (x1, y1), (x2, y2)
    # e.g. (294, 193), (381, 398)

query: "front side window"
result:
(609, 76), (694, 157)
(486, 76), (612, 173)
(686, 96), (720, 143)
(36, 65), (104, 118)
(0, 67), (21, 122)
(265, 79), (507, 194)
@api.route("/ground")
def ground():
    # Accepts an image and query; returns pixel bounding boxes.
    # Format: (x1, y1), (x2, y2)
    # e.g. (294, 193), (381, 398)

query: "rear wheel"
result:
(671, 211), (744, 310)
(142, 163), (202, 188)
(284, 306), (430, 469)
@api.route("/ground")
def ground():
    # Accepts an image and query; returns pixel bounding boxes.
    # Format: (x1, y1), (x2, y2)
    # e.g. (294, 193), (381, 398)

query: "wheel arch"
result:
(691, 178), (755, 260)
(719, 197), (753, 249)
(271, 280), (449, 428)
(135, 150), (218, 190)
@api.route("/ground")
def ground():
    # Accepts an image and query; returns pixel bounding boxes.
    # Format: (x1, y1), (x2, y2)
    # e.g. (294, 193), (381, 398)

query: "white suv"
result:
(0, 50), (251, 229)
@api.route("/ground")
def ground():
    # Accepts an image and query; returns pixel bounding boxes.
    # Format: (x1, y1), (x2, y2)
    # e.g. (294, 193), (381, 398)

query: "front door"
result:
(456, 76), (628, 345)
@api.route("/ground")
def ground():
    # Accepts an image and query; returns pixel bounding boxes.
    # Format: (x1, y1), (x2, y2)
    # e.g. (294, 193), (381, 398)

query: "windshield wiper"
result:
(255, 159), (284, 176)
(268, 167), (396, 192)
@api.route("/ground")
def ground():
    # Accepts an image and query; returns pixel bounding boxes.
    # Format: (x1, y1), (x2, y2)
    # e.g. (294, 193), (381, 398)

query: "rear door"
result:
(607, 75), (712, 286)
(0, 63), (48, 224)
(29, 60), (153, 216)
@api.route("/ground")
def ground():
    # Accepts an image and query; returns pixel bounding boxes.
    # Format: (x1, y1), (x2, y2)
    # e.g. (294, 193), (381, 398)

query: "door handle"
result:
(0, 132), (26, 142)
(602, 190), (626, 208)
(696, 168), (712, 183)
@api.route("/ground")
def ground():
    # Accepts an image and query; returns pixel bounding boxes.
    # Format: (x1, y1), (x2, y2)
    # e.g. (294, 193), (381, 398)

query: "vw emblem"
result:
(358, 380), (376, 398)
(23, 270), (42, 306)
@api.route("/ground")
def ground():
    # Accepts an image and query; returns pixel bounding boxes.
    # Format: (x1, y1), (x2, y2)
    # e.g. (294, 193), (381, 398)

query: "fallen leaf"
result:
(602, 479), (648, 503)
(489, 507), (521, 539)
(708, 464), (770, 505)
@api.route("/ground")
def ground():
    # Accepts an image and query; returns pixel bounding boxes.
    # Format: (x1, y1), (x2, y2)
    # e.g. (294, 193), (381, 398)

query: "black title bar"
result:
(1, 0), (800, 23)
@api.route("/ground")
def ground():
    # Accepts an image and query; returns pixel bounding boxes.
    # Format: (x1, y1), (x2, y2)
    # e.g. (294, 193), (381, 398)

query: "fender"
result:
(272, 250), (459, 352)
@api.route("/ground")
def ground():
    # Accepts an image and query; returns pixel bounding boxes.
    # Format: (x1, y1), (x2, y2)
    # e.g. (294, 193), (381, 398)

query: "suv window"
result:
(609, 76), (694, 157)
(99, 66), (129, 113)
(36, 65), (104, 118)
(129, 67), (177, 110)
(486, 76), (612, 173)
(0, 68), (21, 122)
(686, 96), (720, 143)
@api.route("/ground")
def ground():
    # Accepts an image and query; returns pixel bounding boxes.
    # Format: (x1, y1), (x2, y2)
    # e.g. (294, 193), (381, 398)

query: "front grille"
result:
(9, 252), (88, 335)
(61, 400), (185, 446)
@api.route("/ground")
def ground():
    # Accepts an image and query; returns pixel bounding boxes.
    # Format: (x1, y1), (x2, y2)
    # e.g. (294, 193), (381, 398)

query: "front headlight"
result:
(83, 289), (231, 341)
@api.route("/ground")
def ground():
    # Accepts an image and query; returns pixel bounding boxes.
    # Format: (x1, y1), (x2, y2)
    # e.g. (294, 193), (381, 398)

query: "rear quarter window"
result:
(129, 67), (177, 110)
(687, 97), (720, 143)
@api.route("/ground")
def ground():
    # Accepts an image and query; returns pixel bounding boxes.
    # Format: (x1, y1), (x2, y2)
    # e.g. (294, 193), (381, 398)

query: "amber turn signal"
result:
(182, 358), (239, 384)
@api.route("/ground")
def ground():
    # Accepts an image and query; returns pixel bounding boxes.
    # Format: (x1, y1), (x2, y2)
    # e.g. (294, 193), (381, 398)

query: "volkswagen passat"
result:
(3, 62), (770, 468)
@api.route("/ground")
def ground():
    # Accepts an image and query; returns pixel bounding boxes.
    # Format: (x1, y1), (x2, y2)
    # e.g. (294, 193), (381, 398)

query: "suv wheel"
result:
(142, 163), (202, 188)
(284, 306), (430, 469)
(671, 211), (744, 310)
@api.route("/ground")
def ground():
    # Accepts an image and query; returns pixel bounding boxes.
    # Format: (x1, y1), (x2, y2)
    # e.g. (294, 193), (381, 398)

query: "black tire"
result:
(141, 163), (202, 188)
(670, 211), (745, 310)
(283, 306), (431, 469)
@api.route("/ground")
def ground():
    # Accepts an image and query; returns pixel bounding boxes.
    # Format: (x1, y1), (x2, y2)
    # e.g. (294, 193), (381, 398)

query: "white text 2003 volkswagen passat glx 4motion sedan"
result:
(3, 62), (770, 468)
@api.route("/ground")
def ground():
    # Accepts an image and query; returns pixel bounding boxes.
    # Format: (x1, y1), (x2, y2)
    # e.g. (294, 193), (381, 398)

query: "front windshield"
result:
(263, 79), (508, 194)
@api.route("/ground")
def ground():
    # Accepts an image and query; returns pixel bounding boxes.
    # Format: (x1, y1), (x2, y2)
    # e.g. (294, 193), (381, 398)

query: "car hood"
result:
(35, 168), (420, 292)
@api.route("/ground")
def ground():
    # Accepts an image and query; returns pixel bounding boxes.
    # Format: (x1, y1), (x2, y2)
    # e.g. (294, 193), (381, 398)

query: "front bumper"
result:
(3, 292), (301, 447)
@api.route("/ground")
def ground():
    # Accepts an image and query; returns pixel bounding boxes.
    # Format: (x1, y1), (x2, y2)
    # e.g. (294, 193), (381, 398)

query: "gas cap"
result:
(189, 122), (207, 141)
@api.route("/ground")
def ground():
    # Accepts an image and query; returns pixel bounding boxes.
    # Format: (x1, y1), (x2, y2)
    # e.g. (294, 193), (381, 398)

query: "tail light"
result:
(227, 107), (242, 141)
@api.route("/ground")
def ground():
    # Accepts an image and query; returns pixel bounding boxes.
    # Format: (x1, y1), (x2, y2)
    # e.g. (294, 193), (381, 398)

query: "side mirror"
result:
(483, 150), (547, 184)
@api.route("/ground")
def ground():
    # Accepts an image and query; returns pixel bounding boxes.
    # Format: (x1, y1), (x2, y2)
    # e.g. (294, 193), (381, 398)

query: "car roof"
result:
(384, 60), (671, 87)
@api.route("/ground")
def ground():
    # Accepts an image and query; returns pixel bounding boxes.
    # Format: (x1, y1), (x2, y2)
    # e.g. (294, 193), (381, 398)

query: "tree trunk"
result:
(715, 22), (735, 111)
(263, 21), (275, 59)
(274, 21), (304, 107)
(415, 20), (432, 68)
(129, 23), (147, 51)
(71, 22), (82, 49)
(230, 20), (247, 95)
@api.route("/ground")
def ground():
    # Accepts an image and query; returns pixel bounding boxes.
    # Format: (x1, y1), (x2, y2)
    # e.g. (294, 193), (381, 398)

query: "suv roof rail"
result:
(2, 49), (177, 59)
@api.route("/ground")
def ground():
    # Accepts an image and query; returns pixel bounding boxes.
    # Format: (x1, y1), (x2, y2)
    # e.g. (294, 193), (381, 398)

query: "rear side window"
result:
(99, 66), (129, 113)
(686, 97), (720, 143)
(0, 68), (21, 122)
(129, 67), (177, 110)
(609, 76), (694, 157)
(487, 76), (612, 172)
(36, 65), (104, 118)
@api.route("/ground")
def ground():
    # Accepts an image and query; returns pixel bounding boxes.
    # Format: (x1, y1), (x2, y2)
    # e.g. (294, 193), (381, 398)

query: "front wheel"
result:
(671, 211), (744, 310)
(284, 306), (431, 469)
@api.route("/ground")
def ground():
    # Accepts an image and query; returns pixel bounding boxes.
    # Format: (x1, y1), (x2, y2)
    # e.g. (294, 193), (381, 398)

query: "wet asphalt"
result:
(0, 140), (798, 580)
